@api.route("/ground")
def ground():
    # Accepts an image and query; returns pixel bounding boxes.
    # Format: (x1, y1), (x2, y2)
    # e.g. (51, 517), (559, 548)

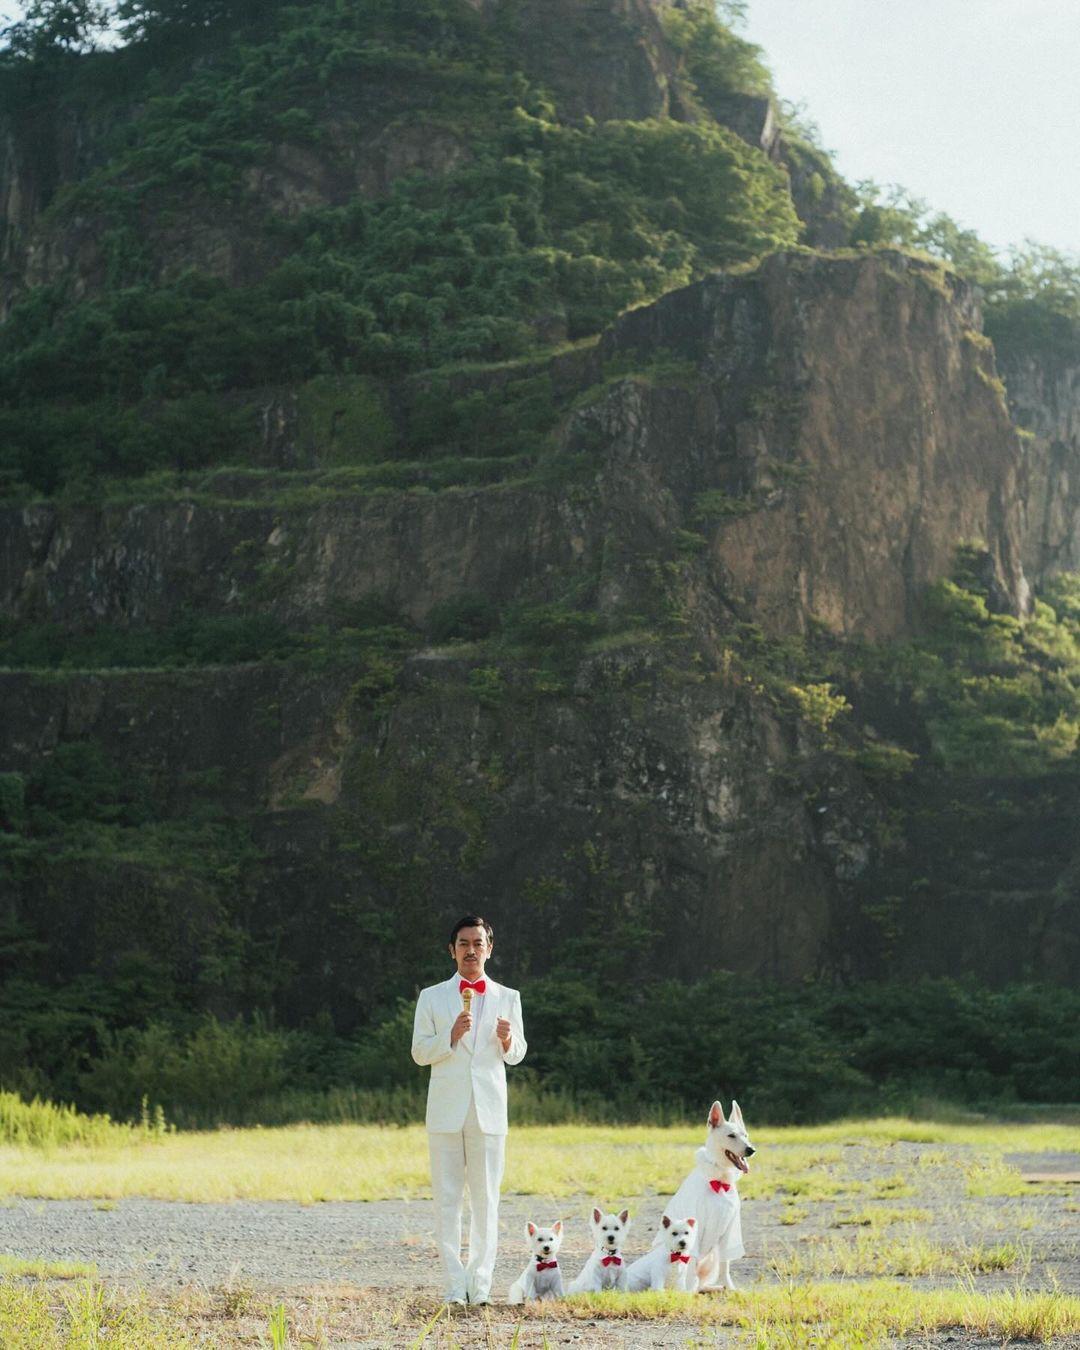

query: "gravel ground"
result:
(1, 1141), (1078, 1346)
(3, 1143), (1077, 1293)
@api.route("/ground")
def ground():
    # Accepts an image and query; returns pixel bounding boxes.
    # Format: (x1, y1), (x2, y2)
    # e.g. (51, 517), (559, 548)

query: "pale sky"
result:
(743, 0), (1080, 255)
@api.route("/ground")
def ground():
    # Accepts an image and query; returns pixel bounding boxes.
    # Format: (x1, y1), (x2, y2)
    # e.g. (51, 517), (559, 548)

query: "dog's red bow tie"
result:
(710, 1179), (732, 1193)
(459, 978), (486, 994)
(535, 1259), (558, 1271)
(670, 1253), (691, 1264)
(600, 1256), (622, 1267)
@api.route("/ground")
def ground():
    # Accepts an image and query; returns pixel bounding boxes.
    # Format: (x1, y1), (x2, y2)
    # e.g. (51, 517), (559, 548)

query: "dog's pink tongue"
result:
(725, 1149), (750, 1174)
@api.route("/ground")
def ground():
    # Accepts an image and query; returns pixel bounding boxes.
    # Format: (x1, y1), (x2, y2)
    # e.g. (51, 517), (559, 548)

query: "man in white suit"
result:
(411, 914), (527, 1305)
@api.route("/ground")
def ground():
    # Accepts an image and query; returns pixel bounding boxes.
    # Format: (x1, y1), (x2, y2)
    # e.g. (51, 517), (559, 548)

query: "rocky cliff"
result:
(3, 249), (1077, 1017)
(0, 0), (1078, 1068)
(996, 337), (1080, 581)
(0, 252), (1031, 640)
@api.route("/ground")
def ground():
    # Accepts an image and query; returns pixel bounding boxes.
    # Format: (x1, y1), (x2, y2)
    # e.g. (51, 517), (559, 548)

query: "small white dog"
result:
(507, 1220), (564, 1303)
(659, 1099), (755, 1291)
(567, 1206), (631, 1294)
(626, 1215), (697, 1292)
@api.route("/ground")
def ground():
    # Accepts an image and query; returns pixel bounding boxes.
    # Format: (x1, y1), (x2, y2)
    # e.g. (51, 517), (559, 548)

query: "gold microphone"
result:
(462, 987), (473, 1018)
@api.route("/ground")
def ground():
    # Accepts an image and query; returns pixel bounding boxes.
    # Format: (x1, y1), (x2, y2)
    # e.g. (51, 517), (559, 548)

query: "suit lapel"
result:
(443, 975), (468, 1053)
(474, 976), (500, 1049)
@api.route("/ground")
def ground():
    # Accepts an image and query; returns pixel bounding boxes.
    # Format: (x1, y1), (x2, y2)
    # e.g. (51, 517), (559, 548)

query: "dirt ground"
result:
(2, 1140), (1078, 1346)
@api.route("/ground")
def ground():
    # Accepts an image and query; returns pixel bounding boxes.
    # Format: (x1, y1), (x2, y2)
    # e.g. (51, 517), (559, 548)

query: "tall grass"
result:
(562, 1282), (1080, 1340)
(0, 1091), (165, 1149)
(766, 1232), (1029, 1279)
(0, 1113), (1076, 1205)
(3, 1279), (1078, 1348)
(0, 1280), (194, 1349)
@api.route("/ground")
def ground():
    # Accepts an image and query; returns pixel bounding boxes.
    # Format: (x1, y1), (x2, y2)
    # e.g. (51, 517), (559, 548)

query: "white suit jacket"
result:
(411, 974), (527, 1135)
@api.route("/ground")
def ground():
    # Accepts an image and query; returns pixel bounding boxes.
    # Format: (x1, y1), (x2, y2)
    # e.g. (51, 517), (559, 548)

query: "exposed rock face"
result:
(0, 486), (595, 630)
(0, 253), (1031, 644)
(599, 251), (1030, 638)
(0, 643), (877, 996)
(997, 342), (1080, 581)
(487, 0), (687, 124)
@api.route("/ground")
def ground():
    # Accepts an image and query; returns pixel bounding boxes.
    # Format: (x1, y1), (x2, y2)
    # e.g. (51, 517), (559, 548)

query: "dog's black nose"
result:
(745, 1146), (756, 1157)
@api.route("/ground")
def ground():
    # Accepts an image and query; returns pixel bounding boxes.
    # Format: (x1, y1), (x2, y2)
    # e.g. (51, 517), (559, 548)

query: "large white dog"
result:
(657, 1099), (755, 1291)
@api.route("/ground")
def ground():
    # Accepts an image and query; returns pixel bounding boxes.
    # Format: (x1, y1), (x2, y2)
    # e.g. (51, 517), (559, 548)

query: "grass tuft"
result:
(767, 1231), (1029, 1279)
(0, 1256), (97, 1279)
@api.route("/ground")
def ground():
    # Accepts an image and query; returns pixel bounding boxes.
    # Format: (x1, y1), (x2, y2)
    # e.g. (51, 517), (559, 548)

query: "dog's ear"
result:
(708, 1100), (725, 1129)
(729, 1099), (745, 1128)
(662, 1215), (671, 1229)
(619, 1209), (630, 1226)
(592, 1207), (602, 1225)
(553, 1220), (563, 1235)
(527, 1221), (537, 1238)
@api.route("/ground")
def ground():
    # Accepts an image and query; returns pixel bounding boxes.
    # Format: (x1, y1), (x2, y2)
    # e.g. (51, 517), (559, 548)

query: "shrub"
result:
(78, 1016), (309, 1124)
(502, 601), (603, 650)
(0, 774), (25, 833)
(425, 594), (498, 643)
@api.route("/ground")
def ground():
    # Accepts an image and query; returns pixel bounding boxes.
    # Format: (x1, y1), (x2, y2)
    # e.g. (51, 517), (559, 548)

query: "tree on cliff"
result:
(115, 0), (280, 42)
(0, 0), (109, 58)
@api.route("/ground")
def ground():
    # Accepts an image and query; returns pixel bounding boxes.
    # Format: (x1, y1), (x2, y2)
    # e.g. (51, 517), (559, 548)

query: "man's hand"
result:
(451, 1010), (472, 1047)
(496, 1017), (512, 1051)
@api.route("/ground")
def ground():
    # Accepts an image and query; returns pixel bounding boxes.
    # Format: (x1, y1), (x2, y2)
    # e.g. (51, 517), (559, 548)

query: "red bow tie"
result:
(670, 1252), (691, 1264)
(710, 1179), (731, 1193)
(600, 1255), (622, 1267)
(459, 978), (486, 994)
(535, 1259), (558, 1271)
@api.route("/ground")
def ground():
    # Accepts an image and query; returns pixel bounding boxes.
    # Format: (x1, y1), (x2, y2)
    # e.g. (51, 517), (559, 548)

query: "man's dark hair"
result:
(449, 914), (494, 946)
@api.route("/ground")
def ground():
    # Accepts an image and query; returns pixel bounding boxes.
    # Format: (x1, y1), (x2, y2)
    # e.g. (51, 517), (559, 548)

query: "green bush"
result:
(77, 1016), (310, 1123)
(912, 570), (1080, 776)
(3, 973), (1075, 1127)
(502, 601), (603, 651)
(660, 0), (772, 106)
(425, 594), (499, 643)
(0, 773), (25, 833)
(0, 614), (301, 669)
(0, 1090), (125, 1147)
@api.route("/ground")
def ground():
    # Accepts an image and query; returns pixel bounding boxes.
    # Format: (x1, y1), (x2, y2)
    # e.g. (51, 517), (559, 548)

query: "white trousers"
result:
(427, 1094), (506, 1301)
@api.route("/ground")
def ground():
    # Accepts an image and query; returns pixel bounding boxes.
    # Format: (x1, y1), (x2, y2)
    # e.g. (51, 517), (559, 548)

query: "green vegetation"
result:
(3, 1104), (1080, 1201)
(660, 0), (771, 106)
(0, 973), (1077, 1128)
(0, 608), (416, 670)
(0, 1279), (194, 1349)
(0, 564), (1078, 1127)
(849, 183), (1080, 362)
(0, 0), (799, 497)
(0, 1088), (160, 1147)
(1, 0), (1075, 506)
(0, 1274), (1076, 1347)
